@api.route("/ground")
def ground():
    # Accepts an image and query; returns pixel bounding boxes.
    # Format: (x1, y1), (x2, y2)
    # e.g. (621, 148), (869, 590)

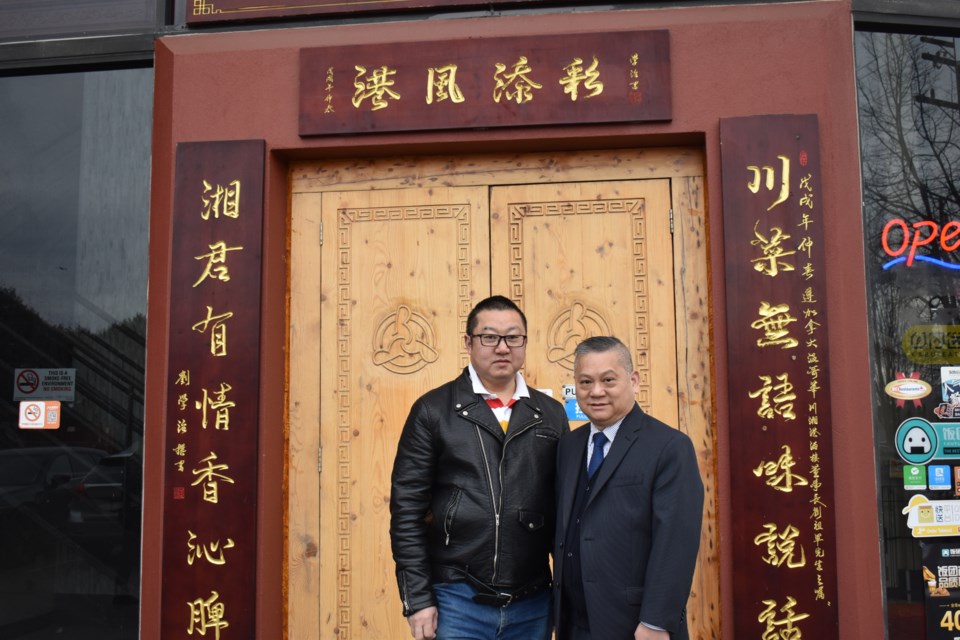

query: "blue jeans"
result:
(433, 581), (551, 640)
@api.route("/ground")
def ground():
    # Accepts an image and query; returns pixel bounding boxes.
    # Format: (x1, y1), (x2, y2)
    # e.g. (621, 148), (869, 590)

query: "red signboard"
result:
(299, 31), (670, 136)
(161, 140), (264, 640)
(720, 115), (840, 639)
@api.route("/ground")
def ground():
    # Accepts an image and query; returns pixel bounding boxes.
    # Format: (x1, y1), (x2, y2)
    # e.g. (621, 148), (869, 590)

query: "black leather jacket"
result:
(390, 368), (568, 616)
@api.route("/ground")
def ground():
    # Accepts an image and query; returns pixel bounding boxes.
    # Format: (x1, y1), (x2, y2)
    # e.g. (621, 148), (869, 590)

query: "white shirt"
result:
(587, 418), (623, 471)
(468, 363), (530, 426)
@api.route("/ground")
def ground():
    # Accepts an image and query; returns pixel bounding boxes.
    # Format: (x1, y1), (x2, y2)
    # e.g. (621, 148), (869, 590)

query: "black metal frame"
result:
(855, 0), (960, 33)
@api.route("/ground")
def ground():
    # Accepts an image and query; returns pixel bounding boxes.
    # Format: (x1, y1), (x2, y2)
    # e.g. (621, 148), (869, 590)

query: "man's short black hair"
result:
(574, 336), (634, 372)
(466, 295), (527, 335)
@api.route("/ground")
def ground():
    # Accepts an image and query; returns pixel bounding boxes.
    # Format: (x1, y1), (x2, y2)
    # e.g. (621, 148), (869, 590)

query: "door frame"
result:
(287, 147), (717, 638)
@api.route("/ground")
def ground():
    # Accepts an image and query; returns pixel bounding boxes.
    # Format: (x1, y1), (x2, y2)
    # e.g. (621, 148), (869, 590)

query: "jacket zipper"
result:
(476, 416), (542, 583)
(476, 426), (500, 580)
(444, 489), (462, 546)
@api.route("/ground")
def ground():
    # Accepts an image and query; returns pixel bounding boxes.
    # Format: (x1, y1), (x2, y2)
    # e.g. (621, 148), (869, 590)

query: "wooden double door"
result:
(288, 150), (717, 639)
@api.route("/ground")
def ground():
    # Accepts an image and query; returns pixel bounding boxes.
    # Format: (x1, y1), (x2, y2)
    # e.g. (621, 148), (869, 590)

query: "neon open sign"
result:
(882, 217), (960, 270)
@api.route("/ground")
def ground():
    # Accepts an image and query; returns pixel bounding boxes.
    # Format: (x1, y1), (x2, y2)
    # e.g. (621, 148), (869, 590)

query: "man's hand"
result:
(635, 622), (669, 640)
(407, 606), (438, 640)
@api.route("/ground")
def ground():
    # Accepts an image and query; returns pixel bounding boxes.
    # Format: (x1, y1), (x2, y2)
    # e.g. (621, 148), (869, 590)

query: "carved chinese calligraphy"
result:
(299, 31), (670, 135)
(162, 140), (265, 639)
(721, 116), (839, 639)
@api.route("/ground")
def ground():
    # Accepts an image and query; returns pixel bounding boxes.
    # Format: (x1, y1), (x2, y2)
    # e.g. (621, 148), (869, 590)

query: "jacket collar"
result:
(452, 368), (546, 438)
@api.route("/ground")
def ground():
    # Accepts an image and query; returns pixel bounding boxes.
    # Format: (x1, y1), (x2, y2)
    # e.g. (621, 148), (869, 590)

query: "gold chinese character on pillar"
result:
(753, 522), (807, 569)
(747, 155), (790, 211)
(193, 241), (244, 287)
(191, 306), (234, 357)
(751, 301), (799, 349)
(748, 373), (797, 421)
(190, 451), (235, 504)
(758, 596), (809, 637)
(195, 382), (235, 430)
(754, 445), (809, 493)
(187, 590), (229, 637)
(750, 221), (796, 277)
(187, 530), (236, 566)
(201, 180), (241, 220)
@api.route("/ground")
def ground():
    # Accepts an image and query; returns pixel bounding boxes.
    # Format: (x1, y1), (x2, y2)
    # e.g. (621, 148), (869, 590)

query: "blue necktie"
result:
(587, 431), (608, 479)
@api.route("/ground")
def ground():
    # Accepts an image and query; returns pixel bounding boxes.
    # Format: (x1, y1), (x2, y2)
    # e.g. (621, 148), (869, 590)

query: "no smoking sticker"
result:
(16, 369), (39, 395)
(18, 401), (61, 430)
(12, 368), (75, 402)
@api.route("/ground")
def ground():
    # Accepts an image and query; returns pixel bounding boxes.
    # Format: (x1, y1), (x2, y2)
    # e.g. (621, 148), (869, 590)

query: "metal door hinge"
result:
(318, 446), (323, 473)
(669, 208), (674, 234)
(319, 220), (324, 246)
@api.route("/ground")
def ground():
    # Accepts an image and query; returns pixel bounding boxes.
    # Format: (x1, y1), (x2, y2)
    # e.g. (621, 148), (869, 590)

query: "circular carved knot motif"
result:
(546, 301), (611, 371)
(372, 304), (439, 374)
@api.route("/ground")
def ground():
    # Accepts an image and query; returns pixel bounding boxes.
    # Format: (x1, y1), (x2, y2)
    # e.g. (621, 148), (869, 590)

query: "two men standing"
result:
(390, 297), (703, 640)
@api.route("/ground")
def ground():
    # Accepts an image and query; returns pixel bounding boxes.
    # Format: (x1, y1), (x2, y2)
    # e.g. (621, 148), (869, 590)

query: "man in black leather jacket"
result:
(390, 295), (568, 640)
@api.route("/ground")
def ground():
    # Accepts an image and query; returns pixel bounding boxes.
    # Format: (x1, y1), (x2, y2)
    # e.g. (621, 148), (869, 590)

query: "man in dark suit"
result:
(553, 336), (704, 640)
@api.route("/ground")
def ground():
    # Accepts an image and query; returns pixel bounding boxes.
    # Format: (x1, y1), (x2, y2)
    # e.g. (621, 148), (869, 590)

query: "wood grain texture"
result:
(288, 148), (718, 639)
(490, 179), (677, 424)
(288, 191), (322, 640)
(673, 176), (719, 640)
(318, 187), (490, 639)
(291, 148), (704, 194)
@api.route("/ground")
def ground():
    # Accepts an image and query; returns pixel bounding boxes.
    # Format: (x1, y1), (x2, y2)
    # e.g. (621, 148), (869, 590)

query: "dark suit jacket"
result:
(553, 403), (704, 640)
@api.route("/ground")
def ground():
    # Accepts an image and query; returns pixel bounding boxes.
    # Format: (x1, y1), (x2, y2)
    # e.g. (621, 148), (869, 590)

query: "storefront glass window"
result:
(858, 31), (960, 639)
(0, 67), (151, 638)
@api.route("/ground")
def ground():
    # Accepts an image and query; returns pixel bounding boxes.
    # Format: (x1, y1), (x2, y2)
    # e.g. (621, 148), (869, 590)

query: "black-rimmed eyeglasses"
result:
(470, 334), (527, 348)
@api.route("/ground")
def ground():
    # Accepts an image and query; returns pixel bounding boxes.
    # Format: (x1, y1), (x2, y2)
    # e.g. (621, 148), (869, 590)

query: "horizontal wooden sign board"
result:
(299, 31), (671, 136)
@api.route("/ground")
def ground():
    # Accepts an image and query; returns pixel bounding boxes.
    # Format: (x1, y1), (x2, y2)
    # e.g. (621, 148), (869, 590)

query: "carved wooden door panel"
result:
(298, 178), (680, 639)
(289, 150), (717, 640)
(490, 180), (678, 423)
(316, 187), (490, 640)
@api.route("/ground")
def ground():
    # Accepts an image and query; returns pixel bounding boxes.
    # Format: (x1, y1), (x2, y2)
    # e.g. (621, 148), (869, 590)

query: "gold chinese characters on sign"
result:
(721, 115), (838, 639)
(300, 31), (671, 136)
(162, 140), (265, 639)
(344, 54), (614, 110)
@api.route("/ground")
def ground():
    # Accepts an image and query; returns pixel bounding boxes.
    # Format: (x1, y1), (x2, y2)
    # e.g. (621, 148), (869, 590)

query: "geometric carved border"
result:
(335, 203), (470, 638)
(507, 198), (652, 407)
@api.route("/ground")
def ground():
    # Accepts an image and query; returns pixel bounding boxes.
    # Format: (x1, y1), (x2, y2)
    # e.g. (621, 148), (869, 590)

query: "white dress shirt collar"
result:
(467, 363), (530, 400)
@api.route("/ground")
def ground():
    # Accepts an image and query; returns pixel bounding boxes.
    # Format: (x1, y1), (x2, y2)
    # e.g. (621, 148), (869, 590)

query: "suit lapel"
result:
(586, 404), (644, 505)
